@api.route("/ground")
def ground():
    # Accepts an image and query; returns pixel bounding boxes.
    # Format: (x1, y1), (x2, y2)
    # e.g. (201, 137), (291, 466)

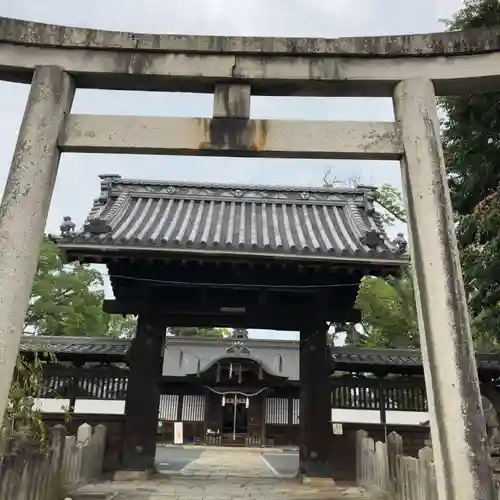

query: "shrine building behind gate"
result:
(21, 334), (500, 481)
(157, 331), (300, 447)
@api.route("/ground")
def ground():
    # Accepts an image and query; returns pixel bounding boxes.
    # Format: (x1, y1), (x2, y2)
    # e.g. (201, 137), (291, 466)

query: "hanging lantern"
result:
(246, 397), (249, 408)
(222, 395), (226, 406)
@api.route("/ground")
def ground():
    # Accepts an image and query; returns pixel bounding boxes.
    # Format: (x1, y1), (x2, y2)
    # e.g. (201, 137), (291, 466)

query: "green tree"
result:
(321, 171), (416, 347)
(355, 268), (419, 348)
(441, 0), (500, 345)
(25, 237), (138, 338)
(26, 238), (109, 336)
(2, 351), (59, 450)
(374, 183), (407, 225)
(106, 314), (138, 339)
(168, 327), (230, 337)
(348, 184), (418, 348)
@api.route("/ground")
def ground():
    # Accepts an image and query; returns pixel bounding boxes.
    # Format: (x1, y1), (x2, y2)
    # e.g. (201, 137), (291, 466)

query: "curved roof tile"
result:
(56, 175), (408, 263)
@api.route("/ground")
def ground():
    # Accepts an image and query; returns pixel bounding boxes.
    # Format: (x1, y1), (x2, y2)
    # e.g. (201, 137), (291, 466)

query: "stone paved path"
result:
(176, 448), (274, 478)
(156, 445), (297, 478)
(71, 476), (368, 500)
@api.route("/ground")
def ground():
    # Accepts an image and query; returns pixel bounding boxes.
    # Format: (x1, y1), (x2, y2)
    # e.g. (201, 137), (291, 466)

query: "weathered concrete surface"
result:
(2, 18), (500, 95)
(0, 66), (74, 425)
(213, 84), (251, 119)
(393, 78), (495, 500)
(1, 16), (500, 56)
(59, 115), (402, 160)
(71, 476), (367, 500)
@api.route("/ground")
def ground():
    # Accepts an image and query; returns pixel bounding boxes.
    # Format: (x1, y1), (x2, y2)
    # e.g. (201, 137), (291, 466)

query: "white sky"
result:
(0, 0), (465, 340)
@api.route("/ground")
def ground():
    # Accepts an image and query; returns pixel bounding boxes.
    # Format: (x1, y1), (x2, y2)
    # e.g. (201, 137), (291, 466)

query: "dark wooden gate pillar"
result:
(121, 314), (166, 472)
(299, 326), (331, 478)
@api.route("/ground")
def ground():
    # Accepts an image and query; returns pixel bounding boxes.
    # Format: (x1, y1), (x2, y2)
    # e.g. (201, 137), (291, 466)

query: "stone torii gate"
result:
(0, 17), (498, 499)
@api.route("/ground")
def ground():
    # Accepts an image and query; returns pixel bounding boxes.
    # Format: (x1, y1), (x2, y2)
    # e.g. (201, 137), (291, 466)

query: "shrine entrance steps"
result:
(69, 476), (368, 500)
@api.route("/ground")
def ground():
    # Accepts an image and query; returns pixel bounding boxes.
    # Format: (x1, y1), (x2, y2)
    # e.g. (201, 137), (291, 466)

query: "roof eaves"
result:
(56, 242), (409, 266)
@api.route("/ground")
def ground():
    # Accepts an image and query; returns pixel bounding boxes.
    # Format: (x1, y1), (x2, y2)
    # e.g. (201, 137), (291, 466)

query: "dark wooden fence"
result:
(39, 369), (428, 415)
(331, 376), (428, 413)
(39, 367), (129, 401)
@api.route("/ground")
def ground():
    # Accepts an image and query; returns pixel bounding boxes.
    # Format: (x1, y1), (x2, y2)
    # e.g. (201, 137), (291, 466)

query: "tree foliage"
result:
(2, 352), (59, 450)
(374, 183), (407, 225)
(355, 268), (419, 348)
(441, 0), (500, 344)
(346, 182), (418, 348)
(167, 327), (230, 338)
(26, 238), (136, 338)
(106, 314), (138, 339)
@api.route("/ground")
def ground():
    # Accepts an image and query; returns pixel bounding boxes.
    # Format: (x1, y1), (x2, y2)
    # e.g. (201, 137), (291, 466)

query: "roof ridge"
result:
(20, 335), (130, 344)
(98, 174), (378, 196)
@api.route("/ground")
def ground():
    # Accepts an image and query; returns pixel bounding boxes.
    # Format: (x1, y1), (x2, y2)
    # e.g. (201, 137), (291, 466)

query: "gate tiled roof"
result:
(57, 175), (408, 263)
(20, 336), (129, 357)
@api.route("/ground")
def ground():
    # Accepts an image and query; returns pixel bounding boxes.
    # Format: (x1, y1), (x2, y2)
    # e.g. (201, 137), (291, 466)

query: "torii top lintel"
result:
(2, 17), (500, 96)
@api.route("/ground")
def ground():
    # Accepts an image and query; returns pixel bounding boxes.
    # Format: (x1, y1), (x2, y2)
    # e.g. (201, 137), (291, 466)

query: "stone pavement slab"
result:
(179, 448), (273, 478)
(157, 446), (297, 478)
(71, 476), (368, 500)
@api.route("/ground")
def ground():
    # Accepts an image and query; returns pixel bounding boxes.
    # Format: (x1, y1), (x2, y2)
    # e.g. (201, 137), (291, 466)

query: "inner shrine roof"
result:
(56, 175), (408, 264)
(162, 336), (299, 380)
(20, 336), (500, 376)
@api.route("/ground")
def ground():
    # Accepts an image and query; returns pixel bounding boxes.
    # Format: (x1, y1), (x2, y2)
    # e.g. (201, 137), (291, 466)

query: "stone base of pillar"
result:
(299, 458), (332, 479)
(113, 469), (156, 481)
(300, 475), (335, 488)
(120, 450), (157, 473)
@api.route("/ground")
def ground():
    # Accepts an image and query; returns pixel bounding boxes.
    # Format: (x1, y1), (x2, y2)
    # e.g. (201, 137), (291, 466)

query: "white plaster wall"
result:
(331, 408), (429, 426)
(34, 398), (125, 415)
(74, 399), (126, 414)
(34, 398), (71, 413)
(34, 398), (428, 425)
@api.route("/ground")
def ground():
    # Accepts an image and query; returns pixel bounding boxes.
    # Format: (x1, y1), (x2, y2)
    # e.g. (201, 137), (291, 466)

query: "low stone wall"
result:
(0, 423), (106, 500)
(330, 423), (430, 482)
(43, 413), (126, 472)
(356, 430), (437, 500)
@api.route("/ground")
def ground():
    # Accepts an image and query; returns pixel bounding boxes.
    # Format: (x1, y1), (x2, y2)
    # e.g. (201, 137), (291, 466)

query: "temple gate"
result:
(55, 175), (404, 476)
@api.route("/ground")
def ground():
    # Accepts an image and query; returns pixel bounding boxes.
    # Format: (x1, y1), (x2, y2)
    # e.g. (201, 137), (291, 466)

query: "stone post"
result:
(0, 66), (75, 425)
(393, 77), (495, 500)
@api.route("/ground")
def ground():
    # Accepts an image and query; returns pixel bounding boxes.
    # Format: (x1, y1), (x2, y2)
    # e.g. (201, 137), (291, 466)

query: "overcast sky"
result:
(0, 0), (464, 340)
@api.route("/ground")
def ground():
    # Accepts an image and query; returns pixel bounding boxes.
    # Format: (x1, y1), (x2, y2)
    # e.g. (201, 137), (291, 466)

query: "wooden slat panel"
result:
(181, 395), (206, 422)
(265, 397), (288, 424)
(158, 394), (179, 421)
(330, 377), (427, 412)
